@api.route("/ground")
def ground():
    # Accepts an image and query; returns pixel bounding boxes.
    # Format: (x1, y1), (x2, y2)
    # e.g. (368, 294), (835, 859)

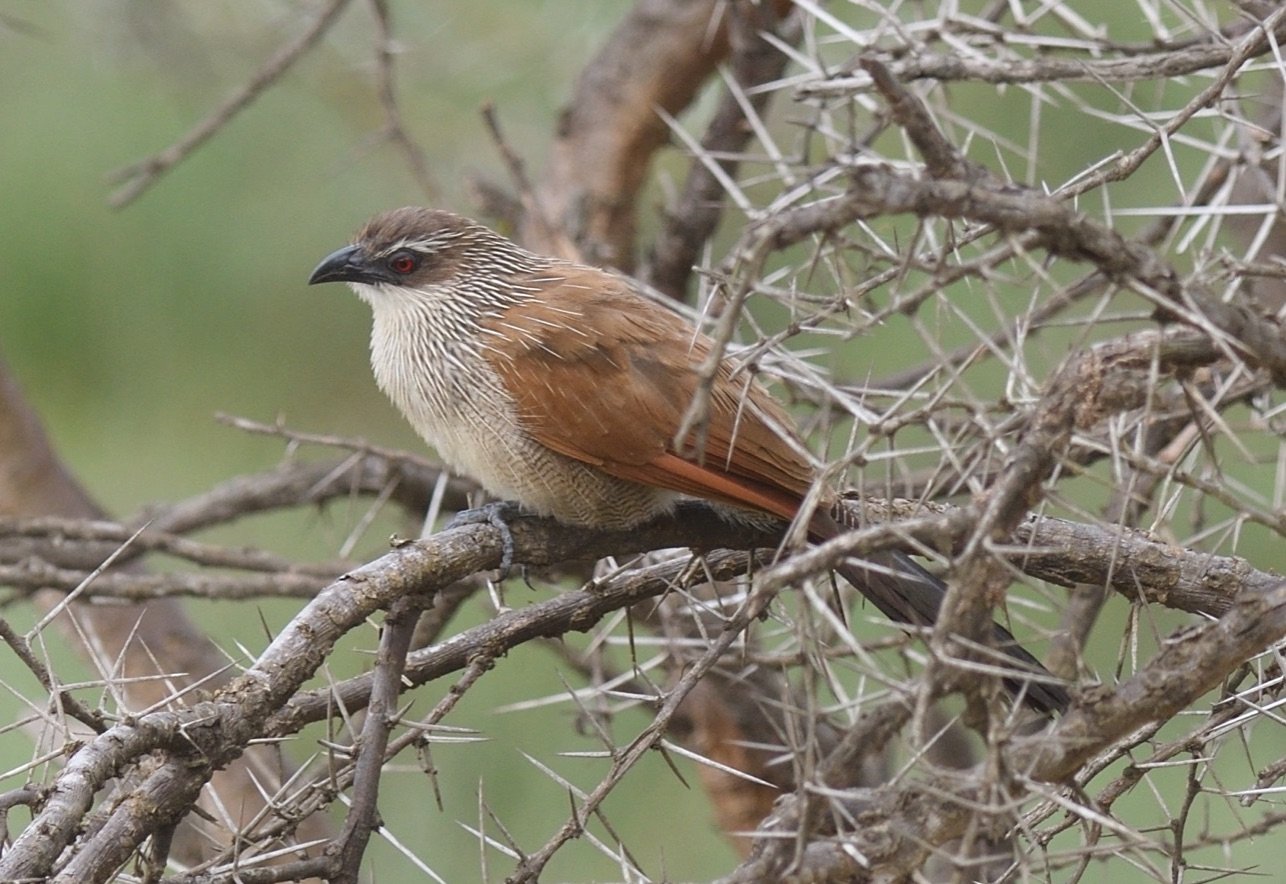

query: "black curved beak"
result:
(308, 245), (367, 285)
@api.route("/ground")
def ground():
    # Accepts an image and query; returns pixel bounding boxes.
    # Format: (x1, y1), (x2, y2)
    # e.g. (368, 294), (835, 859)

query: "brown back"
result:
(480, 266), (818, 522)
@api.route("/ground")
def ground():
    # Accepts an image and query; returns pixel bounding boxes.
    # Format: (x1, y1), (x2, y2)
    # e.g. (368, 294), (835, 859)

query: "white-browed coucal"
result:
(308, 207), (1068, 714)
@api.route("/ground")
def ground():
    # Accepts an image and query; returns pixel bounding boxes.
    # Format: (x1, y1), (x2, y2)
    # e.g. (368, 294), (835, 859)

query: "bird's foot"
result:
(444, 501), (526, 578)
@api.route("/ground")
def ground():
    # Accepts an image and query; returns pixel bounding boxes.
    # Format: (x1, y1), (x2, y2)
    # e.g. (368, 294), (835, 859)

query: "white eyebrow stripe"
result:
(373, 234), (460, 257)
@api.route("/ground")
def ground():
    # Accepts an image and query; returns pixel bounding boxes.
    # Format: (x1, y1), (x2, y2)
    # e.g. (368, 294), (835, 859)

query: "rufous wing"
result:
(479, 266), (816, 523)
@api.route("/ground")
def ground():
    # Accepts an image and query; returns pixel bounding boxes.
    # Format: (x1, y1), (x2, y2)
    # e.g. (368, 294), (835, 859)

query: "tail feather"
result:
(813, 511), (1070, 715)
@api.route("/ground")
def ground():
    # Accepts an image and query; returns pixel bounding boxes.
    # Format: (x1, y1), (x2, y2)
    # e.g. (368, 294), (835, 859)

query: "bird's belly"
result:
(389, 382), (673, 529)
(436, 421), (675, 528)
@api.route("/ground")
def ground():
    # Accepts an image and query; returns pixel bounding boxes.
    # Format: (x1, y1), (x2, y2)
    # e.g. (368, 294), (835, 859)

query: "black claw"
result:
(445, 501), (525, 578)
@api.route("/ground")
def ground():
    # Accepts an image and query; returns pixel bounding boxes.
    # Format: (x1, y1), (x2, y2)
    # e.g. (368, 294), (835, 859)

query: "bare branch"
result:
(642, 3), (802, 299)
(107, 0), (355, 208)
(799, 15), (1286, 97)
(523, 0), (793, 268)
(366, 0), (434, 201)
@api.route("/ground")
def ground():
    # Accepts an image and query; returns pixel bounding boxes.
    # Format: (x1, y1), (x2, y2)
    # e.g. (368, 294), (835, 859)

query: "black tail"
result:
(831, 543), (1070, 716)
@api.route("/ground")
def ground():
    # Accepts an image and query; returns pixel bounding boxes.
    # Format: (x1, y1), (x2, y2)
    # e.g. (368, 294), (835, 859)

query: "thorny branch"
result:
(1, 495), (1276, 881)
(798, 12), (1286, 97)
(4, 1), (1286, 881)
(1, 482), (1271, 616)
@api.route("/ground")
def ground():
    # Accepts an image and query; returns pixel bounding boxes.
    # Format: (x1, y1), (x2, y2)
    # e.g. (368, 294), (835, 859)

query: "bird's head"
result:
(308, 208), (545, 306)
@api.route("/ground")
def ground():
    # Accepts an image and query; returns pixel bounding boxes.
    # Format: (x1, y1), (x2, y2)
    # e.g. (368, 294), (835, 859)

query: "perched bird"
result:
(309, 207), (1069, 714)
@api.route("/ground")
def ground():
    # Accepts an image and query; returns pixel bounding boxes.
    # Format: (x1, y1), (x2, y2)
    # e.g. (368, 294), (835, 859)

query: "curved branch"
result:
(521, 0), (793, 269)
(107, 0), (355, 208)
(641, 4), (801, 299)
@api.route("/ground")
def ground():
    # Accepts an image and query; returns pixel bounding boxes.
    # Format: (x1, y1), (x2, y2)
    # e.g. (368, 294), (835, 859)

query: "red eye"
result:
(388, 251), (418, 274)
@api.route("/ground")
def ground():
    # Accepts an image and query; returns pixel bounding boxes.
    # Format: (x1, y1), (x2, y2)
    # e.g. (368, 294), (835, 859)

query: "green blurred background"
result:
(1, 2), (1280, 881)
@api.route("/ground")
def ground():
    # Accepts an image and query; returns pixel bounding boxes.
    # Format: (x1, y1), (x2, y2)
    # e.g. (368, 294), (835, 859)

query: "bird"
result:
(308, 207), (1069, 715)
